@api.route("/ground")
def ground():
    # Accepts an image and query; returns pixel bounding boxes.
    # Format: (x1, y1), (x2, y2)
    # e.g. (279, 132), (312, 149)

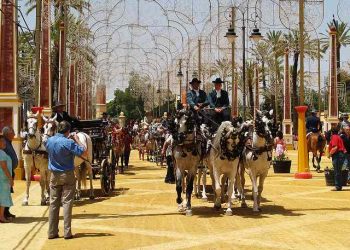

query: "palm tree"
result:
(284, 30), (318, 132)
(265, 31), (285, 123)
(25, 0), (90, 103)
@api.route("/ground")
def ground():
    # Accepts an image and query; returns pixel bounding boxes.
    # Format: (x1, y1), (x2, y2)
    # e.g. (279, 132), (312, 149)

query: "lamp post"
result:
(226, 6), (263, 120)
(177, 60), (184, 107)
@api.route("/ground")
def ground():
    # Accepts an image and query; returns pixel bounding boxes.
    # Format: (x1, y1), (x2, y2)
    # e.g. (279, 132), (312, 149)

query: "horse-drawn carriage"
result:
(74, 119), (116, 195)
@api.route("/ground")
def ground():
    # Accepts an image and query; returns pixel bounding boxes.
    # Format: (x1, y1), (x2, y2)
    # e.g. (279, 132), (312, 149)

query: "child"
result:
(274, 131), (286, 155)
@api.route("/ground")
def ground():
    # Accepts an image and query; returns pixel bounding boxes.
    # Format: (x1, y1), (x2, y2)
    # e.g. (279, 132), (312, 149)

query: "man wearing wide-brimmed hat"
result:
(186, 78), (209, 111)
(51, 101), (78, 127)
(207, 78), (230, 129)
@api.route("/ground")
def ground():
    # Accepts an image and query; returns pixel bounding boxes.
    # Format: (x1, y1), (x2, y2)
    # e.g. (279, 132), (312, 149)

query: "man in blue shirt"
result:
(2, 126), (18, 219)
(45, 121), (86, 240)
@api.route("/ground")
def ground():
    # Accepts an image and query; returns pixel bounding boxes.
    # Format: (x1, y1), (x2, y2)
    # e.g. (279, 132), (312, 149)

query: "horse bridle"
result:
(219, 128), (240, 161)
(43, 121), (57, 138)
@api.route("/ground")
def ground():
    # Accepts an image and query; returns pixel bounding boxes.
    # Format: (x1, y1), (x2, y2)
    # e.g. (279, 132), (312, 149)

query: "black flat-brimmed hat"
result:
(189, 78), (201, 84)
(52, 101), (66, 110)
(212, 78), (224, 84)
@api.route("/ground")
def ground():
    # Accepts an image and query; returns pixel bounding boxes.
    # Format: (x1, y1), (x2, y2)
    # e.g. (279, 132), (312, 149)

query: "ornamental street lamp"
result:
(177, 59), (184, 106)
(225, 6), (263, 120)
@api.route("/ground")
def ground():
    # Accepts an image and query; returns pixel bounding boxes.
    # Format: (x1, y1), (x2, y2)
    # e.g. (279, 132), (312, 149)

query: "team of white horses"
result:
(22, 111), (94, 206)
(170, 109), (274, 216)
(21, 109), (275, 218)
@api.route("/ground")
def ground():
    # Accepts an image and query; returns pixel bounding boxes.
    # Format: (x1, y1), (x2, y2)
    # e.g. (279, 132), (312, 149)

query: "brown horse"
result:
(112, 126), (125, 173)
(307, 132), (326, 172)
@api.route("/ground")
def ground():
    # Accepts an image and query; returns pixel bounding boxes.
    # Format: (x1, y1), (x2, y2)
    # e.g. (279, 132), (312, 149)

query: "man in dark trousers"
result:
(2, 127), (18, 220)
(51, 101), (79, 128)
(45, 121), (87, 239)
(207, 78), (230, 132)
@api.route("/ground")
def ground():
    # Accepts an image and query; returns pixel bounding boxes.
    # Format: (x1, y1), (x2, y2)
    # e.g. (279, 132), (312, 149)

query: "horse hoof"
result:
(40, 201), (47, 206)
(186, 209), (193, 216)
(22, 201), (28, 206)
(89, 196), (95, 200)
(177, 204), (185, 212)
(202, 197), (208, 202)
(176, 198), (183, 204)
(225, 209), (233, 216)
(241, 202), (248, 208)
(214, 204), (221, 210)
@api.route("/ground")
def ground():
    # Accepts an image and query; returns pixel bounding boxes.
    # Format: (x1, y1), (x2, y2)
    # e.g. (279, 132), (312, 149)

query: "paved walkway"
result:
(1, 150), (350, 250)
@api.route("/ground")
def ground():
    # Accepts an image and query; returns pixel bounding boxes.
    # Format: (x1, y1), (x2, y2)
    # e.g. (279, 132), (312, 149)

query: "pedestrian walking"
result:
(162, 132), (175, 184)
(2, 126), (18, 219)
(45, 121), (87, 239)
(124, 128), (132, 168)
(340, 125), (350, 183)
(0, 135), (14, 223)
(328, 127), (347, 191)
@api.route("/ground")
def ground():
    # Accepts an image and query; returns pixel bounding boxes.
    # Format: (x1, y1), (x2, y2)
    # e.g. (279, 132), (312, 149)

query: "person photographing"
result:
(45, 121), (87, 239)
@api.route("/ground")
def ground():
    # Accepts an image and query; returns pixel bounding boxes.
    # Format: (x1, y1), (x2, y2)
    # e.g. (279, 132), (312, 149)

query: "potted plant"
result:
(272, 145), (292, 173)
(324, 167), (349, 186)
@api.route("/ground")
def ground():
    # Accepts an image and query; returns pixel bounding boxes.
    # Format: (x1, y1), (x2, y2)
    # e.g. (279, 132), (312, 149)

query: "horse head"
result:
(255, 109), (274, 145)
(26, 111), (39, 137)
(42, 114), (58, 137)
(214, 121), (240, 160)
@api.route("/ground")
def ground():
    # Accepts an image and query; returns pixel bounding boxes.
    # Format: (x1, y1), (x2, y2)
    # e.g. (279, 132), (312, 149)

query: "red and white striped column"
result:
(327, 25), (338, 128)
(282, 48), (293, 148)
(40, 0), (52, 115)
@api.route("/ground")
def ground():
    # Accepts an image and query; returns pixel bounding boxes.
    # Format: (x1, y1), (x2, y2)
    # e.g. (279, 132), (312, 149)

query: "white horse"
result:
(173, 110), (201, 216)
(241, 110), (274, 212)
(22, 111), (51, 206)
(205, 121), (241, 215)
(73, 132), (95, 200)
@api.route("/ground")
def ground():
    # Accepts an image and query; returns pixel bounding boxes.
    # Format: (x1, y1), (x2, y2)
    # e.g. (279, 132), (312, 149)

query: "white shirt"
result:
(216, 89), (221, 98)
(194, 89), (200, 97)
(165, 134), (173, 157)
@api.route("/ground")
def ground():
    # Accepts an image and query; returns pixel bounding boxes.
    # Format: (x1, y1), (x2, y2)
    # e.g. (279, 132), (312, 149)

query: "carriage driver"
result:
(186, 78), (209, 112)
(51, 101), (79, 129)
(207, 78), (230, 132)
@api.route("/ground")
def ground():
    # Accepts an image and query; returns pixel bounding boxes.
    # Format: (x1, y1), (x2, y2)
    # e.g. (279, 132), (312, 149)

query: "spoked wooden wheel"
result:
(100, 159), (112, 195)
(109, 149), (116, 191)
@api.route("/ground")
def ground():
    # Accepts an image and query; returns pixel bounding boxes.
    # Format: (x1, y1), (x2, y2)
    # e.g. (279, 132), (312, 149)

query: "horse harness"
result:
(244, 142), (273, 162)
(23, 135), (47, 171)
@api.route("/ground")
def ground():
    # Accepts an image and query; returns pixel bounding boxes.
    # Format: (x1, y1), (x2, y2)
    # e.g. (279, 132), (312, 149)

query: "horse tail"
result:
(81, 162), (87, 188)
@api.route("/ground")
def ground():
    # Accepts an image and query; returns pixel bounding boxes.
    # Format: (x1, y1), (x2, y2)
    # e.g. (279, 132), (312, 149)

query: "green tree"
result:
(107, 73), (147, 120)
(284, 30), (318, 132)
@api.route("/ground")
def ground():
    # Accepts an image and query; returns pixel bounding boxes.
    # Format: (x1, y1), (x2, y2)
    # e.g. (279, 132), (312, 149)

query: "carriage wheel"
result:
(100, 159), (111, 196)
(110, 149), (116, 191)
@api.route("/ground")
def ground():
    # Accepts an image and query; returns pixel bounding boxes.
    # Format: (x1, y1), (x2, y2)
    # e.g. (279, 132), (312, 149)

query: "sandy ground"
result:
(1, 150), (350, 250)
